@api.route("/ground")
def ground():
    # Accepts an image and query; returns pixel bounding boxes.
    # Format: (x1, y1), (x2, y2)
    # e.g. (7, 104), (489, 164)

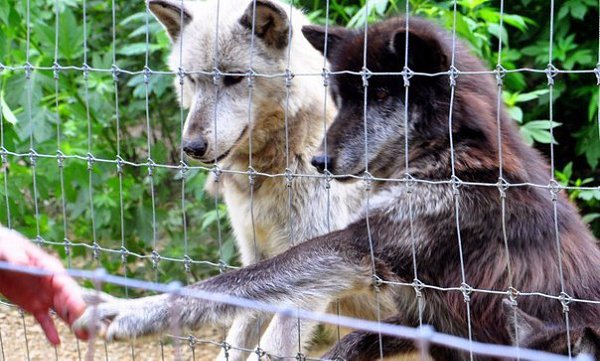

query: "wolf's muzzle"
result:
(182, 138), (208, 159)
(311, 154), (333, 173)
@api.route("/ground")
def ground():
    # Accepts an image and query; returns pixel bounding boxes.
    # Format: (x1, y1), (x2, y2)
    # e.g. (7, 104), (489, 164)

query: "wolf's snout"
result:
(311, 154), (333, 173)
(183, 138), (208, 159)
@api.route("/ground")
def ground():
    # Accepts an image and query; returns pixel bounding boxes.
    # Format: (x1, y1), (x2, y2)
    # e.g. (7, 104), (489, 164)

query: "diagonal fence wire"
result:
(0, 261), (596, 361)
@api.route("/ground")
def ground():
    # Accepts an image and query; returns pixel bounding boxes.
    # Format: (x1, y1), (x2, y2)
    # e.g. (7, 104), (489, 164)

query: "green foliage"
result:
(0, 0), (598, 294)
(298, 0), (599, 235)
(0, 0), (236, 295)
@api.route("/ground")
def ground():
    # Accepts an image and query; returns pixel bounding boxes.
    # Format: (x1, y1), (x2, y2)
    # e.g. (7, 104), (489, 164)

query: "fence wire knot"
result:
(404, 173), (416, 193)
(412, 278), (425, 298)
(24, 62), (33, 80)
(115, 156), (124, 175)
(284, 168), (294, 188)
(82, 63), (90, 80)
(448, 65), (460, 87)
(183, 254), (192, 273)
(34, 235), (43, 246)
(558, 291), (572, 313)
(595, 63), (600, 85)
(56, 150), (65, 168)
(460, 282), (472, 302)
(296, 352), (306, 361)
(220, 341), (231, 359)
(211, 164), (222, 182)
(450, 175), (462, 194)
(495, 64), (506, 87)
(92, 242), (100, 260)
(187, 335), (196, 349)
(52, 62), (60, 80)
(361, 67), (372, 88)
(218, 259), (228, 273)
(507, 286), (520, 303)
(151, 250), (161, 269)
(363, 171), (374, 191)
(245, 69), (257, 88)
(402, 66), (414, 88)
(111, 64), (121, 83)
(87, 152), (95, 170)
(177, 67), (186, 85)
(28, 149), (38, 167)
(212, 68), (221, 86)
(545, 64), (558, 86)
(284, 68), (294, 88)
(372, 274), (383, 292)
(147, 158), (156, 177)
(179, 161), (189, 179)
(0, 147), (7, 164)
(143, 66), (152, 84)
(496, 177), (509, 198)
(254, 346), (266, 358)
(321, 68), (330, 87)
(63, 238), (71, 256)
(548, 179), (561, 201)
(324, 169), (333, 190)
(247, 166), (257, 186)
(120, 246), (129, 264)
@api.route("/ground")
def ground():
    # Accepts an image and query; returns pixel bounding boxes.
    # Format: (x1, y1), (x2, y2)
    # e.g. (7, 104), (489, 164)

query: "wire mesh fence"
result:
(0, 0), (598, 360)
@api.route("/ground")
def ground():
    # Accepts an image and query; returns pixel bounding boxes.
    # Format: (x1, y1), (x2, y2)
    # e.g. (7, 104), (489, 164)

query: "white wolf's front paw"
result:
(73, 294), (169, 341)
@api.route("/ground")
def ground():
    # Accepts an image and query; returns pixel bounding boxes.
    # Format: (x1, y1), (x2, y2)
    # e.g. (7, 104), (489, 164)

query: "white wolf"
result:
(76, 0), (367, 359)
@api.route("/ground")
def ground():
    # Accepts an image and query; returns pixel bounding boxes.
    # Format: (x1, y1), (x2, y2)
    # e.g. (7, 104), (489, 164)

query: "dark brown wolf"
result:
(503, 300), (600, 359)
(301, 16), (600, 359)
(74, 16), (600, 361)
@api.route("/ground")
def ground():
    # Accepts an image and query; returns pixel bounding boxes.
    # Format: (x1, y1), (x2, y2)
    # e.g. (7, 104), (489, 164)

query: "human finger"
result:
(34, 311), (60, 346)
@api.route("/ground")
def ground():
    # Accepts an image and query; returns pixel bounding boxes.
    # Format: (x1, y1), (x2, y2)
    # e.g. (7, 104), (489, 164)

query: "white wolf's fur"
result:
(149, 0), (368, 358)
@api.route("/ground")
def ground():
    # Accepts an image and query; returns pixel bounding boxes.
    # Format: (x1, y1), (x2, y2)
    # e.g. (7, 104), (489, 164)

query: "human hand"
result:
(0, 227), (88, 345)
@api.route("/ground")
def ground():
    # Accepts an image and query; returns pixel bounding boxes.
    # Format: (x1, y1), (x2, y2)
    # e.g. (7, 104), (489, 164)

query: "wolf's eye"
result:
(224, 75), (244, 87)
(375, 89), (389, 101)
(188, 76), (197, 86)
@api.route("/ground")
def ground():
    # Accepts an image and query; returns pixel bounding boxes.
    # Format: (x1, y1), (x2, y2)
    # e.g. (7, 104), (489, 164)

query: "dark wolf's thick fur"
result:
(74, 16), (599, 361)
(302, 17), (600, 359)
(503, 300), (600, 359)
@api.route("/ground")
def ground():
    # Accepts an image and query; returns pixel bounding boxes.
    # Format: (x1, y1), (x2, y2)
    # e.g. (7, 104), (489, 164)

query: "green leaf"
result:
(582, 213), (600, 224)
(0, 1), (9, 24)
(507, 106), (523, 123)
(519, 120), (561, 145)
(570, 2), (588, 19)
(502, 14), (530, 32)
(514, 89), (549, 103)
(578, 190), (600, 202)
(0, 92), (18, 125)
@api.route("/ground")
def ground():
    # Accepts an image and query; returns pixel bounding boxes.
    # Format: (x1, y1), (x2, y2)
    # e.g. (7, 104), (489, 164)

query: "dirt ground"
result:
(0, 304), (223, 361)
(0, 304), (426, 361)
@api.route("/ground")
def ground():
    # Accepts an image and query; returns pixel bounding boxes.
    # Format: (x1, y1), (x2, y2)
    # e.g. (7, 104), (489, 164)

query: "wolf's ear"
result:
(390, 28), (449, 73)
(502, 300), (545, 345)
(148, 0), (192, 41)
(239, 0), (290, 49)
(580, 327), (600, 356)
(301, 25), (348, 58)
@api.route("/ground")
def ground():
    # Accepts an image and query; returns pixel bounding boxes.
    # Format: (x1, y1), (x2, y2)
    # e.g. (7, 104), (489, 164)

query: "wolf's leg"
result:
(73, 222), (385, 341)
(216, 313), (271, 361)
(250, 308), (327, 360)
(322, 315), (418, 361)
(322, 315), (462, 361)
(217, 234), (268, 361)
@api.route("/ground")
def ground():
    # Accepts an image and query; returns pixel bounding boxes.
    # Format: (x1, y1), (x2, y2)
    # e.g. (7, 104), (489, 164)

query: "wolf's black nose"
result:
(311, 154), (331, 173)
(183, 138), (208, 159)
